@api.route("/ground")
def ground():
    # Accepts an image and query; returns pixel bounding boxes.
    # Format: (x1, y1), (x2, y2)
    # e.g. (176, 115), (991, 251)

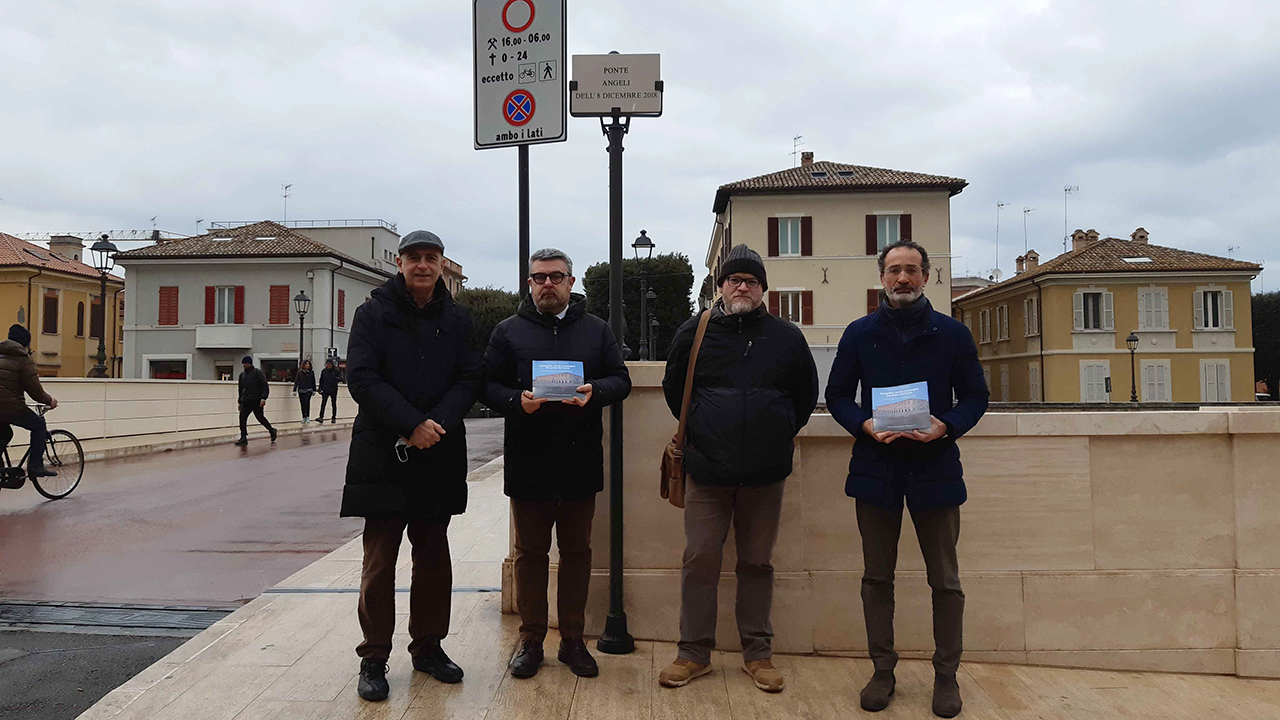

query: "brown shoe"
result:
(658, 657), (712, 688)
(743, 658), (784, 692)
(933, 673), (962, 718)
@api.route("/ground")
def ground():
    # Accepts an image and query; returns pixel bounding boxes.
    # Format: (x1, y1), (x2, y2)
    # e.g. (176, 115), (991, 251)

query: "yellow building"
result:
(953, 228), (1261, 403)
(1, 233), (125, 377)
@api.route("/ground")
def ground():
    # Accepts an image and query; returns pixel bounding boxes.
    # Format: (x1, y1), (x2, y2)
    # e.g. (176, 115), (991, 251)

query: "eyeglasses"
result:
(724, 276), (761, 288)
(530, 272), (569, 285)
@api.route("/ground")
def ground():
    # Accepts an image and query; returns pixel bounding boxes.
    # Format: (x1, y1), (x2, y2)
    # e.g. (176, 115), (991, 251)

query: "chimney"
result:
(1131, 227), (1149, 244)
(1086, 228), (1100, 244)
(800, 151), (814, 167)
(1071, 229), (1089, 251)
(1015, 255), (1025, 274)
(1025, 250), (1040, 270)
(48, 235), (85, 262)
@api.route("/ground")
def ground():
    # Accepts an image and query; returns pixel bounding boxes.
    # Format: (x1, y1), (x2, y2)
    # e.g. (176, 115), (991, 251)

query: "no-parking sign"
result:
(473, 0), (566, 149)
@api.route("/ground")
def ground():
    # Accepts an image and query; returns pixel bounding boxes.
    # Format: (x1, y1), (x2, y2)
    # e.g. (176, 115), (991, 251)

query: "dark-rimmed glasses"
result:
(530, 272), (569, 285)
(724, 276), (761, 289)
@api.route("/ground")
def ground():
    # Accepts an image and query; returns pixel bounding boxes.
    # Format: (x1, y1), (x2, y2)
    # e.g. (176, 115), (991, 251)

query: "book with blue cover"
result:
(532, 360), (587, 401)
(871, 381), (932, 432)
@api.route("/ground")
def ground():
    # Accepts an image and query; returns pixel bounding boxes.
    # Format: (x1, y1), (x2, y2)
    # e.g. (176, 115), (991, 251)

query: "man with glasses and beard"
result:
(825, 240), (988, 718)
(481, 248), (631, 680)
(658, 244), (818, 694)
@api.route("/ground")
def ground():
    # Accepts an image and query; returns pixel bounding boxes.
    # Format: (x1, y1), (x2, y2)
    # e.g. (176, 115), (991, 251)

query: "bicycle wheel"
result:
(33, 429), (84, 499)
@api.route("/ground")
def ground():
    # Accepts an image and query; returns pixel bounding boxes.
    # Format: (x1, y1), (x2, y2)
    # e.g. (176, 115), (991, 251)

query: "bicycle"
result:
(0, 404), (85, 499)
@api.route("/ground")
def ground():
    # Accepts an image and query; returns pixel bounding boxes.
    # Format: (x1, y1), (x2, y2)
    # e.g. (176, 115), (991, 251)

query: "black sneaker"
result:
(28, 466), (57, 478)
(509, 638), (543, 678)
(558, 637), (599, 678)
(358, 659), (389, 702)
(234, 438), (248, 447)
(269, 428), (278, 442)
(412, 641), (464, 684)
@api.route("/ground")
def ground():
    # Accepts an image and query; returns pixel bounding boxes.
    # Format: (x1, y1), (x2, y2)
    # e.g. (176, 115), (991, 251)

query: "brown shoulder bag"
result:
(660, 310), (713, 509)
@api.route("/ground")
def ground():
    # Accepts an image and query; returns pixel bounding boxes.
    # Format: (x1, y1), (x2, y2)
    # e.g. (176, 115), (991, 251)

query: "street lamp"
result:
(88, 235), (117, 378)
(294, 290), (311, 377)
(649, 315), (661, 360)
(644, 288), (657, 360)
(1126, 331), (1140, 402)
(632, 230), (655, 360)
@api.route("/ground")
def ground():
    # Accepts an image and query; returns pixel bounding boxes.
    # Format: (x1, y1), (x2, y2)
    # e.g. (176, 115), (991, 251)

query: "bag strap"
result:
(675, 310), (713, 451)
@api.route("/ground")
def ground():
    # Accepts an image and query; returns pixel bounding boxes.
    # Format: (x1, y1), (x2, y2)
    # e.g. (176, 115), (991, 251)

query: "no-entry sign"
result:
(474, 0), (566, 149)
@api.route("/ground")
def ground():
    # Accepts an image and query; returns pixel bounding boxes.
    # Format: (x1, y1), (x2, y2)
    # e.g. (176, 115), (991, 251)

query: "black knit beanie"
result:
(717, 244), (768, 291)
(8, 324), (31, 347)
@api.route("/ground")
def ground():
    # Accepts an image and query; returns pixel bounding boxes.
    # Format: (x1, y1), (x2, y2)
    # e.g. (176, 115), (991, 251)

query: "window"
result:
(1142, 360), (1171, 402)
(963, 312), (973, 336)
(1201, 359), (1230, 402)
(215, 363), (234, 382)
(999, 365), (1010, 402)
(90, 296), (104, 339)
(978, 309), (991, 343)
(269, 286), (290, 325)
(1194, 290), (1234, 330)
(767, 216), (810, 257)
(778, 218), (802, 256)
(982, 366), (992, 391)
(1073, 290), (1114, 331)
(158, 287), (179, 326)
(1024, 297), (1040, 336)
(338, 290), (346, 328)
(996, 305), (1009, 340)
(1029, 362), (1041, 401)
(215, 287), (236, 324)
(1080, 361), (1111, 403)
(1138, 288), (1169, 330)
(876, 215), (900, 251)
(261, 359), (297, 383)
(769, 290), (812, 324)
(76, 302), (85, 337)
(777, 291), (802, 322)
(149, 360), (187, 379)
(42, 289), (58, 334)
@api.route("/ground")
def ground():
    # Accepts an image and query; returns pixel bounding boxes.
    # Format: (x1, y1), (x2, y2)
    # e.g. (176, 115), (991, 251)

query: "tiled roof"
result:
(714, 161), (967, 212)
(960, 238), (1262, 302)
(114, 221), (379, 272)
(0, 232), (124, 282)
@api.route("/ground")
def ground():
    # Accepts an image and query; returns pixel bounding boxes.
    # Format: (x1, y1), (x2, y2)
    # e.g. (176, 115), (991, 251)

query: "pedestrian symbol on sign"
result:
(503, 90), (535, 126)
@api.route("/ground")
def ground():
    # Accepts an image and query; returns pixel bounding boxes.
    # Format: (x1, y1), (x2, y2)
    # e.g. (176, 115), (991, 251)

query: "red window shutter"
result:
(865, 215), (878, 255)
(205, 286), (215, 324)
(867, 288), (880, 316)
(338, 290), (346, 328)
(767, 217), (779, 257)
(159, 287), (178, 326)
(269, 286), (289, 324)
(90, 297), (104, 338)
(43, 289), (58, 334)
(234, 286), (245, 324)
(801, 217), (813, 256)
(767, 290), (780, 316)
(801, 290), (814, 325)
(901, 214), (913, 241)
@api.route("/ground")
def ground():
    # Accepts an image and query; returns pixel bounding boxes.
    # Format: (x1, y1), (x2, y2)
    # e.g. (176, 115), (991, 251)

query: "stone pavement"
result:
(76, 457), (1280, 720)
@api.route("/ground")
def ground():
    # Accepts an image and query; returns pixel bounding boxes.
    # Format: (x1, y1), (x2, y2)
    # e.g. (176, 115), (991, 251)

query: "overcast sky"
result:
(2, 0), (1277, 294)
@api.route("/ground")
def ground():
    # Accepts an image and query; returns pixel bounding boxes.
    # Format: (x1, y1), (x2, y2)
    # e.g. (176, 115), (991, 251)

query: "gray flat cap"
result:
(398, 230), (445, 253)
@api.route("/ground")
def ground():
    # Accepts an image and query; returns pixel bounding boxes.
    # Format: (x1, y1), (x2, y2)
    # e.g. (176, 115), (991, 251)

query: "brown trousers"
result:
(356, 515), (452, 660)
(511, 497), (596, 642)
(856, 499), (964, 674)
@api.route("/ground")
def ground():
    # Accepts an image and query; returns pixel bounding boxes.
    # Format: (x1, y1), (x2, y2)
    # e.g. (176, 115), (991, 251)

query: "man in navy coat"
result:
(826, 240), (988, 718)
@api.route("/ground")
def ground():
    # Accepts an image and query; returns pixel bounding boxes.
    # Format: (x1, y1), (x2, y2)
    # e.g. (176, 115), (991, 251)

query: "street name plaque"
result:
(570, 53), (662, 117)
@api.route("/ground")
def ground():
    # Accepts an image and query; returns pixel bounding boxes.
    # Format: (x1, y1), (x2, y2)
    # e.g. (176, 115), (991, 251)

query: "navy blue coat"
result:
(825, 298), (988, 508)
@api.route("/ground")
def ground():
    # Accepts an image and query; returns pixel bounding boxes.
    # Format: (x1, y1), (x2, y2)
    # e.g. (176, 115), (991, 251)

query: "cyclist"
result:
(0, 324), (58, 487)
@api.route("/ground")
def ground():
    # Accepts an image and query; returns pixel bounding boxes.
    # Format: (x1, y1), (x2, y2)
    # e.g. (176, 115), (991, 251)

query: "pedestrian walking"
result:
(0, 324), (58, 488)
(294, 359), (316, 423)
(825, 240), (989, 718)
(235, 356), (277, 446)
(657, 245), (819, 694)
(340, 230), (481, 703)
(317, 358), (341, 423)
(481, 248), (631, 680)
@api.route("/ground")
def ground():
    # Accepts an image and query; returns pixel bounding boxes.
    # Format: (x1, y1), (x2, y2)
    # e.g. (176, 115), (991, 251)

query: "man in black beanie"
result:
(0, 324), (58, 486)
(658, 244), (818, 693)
(235, 355), (276, 446)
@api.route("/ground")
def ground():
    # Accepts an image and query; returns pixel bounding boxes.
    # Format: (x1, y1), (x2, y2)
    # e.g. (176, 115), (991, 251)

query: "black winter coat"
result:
(238, 367), (270, 405)
(481, 294), (631, 501)
(294, 369), (316, 396)
(663, 303), (819, 487)
(319, 367), (341, 395)
(825, 297), (989, 508)
(340, 275), (481, 519)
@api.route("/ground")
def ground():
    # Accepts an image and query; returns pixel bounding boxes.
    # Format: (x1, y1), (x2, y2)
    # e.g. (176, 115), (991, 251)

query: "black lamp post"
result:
(649, 315), (660, 360)
(88, 235), (117, 378)
(294, 290), (311, 377)
(632, 230), (655, 361)
(1126, 331), (1139, 402)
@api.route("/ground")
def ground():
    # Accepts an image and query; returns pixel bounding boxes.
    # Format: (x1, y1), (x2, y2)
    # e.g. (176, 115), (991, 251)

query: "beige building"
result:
(953, 228), (1261, 403)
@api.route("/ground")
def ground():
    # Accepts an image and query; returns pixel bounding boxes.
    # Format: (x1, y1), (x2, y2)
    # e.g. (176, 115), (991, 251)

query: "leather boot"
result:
(557, 637), (599, 678)
(412, 639), (463, 683)
(357, 659), (389, 702)
(509, 637), (543, 678)
(860, 669), (896, 712)
(933, 673), (963, 718)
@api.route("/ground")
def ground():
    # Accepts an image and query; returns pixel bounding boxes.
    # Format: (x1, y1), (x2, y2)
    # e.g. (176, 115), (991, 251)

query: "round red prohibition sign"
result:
(503, 90), (536, 126)
(502, 0), (535, 33)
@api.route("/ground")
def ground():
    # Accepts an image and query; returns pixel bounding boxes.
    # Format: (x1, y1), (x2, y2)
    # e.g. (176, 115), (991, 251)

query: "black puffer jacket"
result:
(238, 367), (270, 405)
(663, 303), (819, 487)
(319, 367), (341, 395)
(481, 294), (631, 501)
(294, 369), (316, 396)
(0, 339), (52, 421)
(340, 275), (480, 518)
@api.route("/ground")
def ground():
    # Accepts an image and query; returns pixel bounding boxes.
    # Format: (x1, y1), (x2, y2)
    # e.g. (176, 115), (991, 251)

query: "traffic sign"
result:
(570, 53), (662, 117)
(474, 0), (566, 149)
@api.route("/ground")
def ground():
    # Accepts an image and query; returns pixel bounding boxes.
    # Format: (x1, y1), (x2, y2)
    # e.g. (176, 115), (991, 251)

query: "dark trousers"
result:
(6, 408), (48, 472)
(318, 393), (337, 420)
(511, 496), (596, 642)
(356, 515), (452, 660)
(678, 478), (786, 665)
(238, 402), (274, 438)
(856, 499), (964, 675)
(298, 393), (312, 418)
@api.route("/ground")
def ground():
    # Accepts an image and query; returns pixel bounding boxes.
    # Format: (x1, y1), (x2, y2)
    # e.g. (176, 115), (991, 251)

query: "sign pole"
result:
(518, 144), (530, 297)
(597, 106), (635, 656)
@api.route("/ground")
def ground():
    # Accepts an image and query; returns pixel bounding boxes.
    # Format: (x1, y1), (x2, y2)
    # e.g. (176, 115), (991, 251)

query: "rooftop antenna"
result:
(995, 202), (1009, 276)
(150, 215), (158, 229)
(1063, 185), (1079, 254)
(1227, 245), (1239, 258)
(790, 135), (804, 167)
(196, 218), (205, 235)
(1022, 206), (1036, 253)
(282, 184), (293, 222)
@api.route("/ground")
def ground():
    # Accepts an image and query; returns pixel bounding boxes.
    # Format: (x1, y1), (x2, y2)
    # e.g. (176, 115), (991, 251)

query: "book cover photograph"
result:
(871, 381), (932, 432)
(532, 360), (586, 401)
